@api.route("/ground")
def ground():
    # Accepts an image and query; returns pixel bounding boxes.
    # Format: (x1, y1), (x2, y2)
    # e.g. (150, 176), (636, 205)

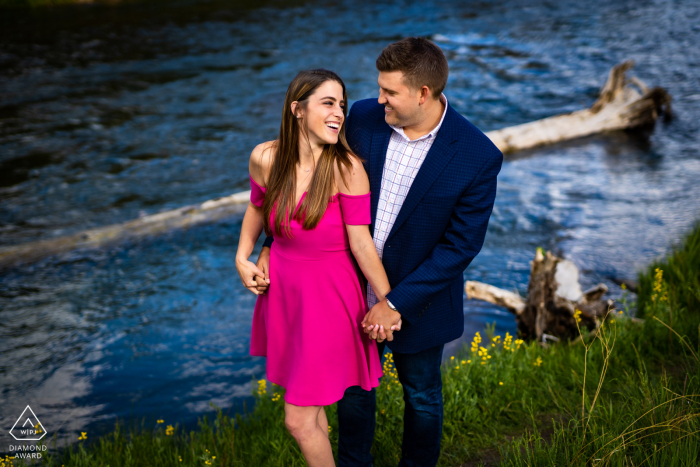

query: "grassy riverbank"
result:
(12, 223), (699, 466)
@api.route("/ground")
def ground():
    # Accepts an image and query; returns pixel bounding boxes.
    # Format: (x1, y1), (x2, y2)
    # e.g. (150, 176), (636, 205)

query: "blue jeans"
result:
(337, 342), (445, 467)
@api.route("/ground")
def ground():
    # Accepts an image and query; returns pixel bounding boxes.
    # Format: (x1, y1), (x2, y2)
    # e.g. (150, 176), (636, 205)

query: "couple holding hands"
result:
(236, 37), (502, 467)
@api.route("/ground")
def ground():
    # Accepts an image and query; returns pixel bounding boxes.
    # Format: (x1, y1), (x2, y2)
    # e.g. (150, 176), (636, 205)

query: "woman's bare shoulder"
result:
(336, 152), (369, 195)
(249, 140), (277, 185)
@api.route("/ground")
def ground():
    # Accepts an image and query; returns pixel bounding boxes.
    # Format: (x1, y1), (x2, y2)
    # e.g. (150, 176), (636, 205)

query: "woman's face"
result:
(296, 80), (345, 147)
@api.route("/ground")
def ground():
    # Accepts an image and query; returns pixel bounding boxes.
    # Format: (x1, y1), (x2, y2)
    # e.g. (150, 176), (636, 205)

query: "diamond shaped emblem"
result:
(9, 405), (47, 441)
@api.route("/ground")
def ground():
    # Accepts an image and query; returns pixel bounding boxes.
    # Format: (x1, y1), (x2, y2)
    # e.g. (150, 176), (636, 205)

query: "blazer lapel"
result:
(386, 109), (459, 241)
(369, 115), (392, 232)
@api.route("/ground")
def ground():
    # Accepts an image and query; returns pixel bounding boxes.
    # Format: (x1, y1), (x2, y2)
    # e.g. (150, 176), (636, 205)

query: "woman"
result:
(235, 69), (396, 466)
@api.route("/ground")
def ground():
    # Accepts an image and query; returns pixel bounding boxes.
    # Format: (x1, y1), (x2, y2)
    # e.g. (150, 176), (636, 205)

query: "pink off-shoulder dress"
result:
(248, 176), (383, 406)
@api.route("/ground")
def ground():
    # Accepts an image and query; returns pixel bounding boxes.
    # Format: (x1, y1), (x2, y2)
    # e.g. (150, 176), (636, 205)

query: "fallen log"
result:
(465, 248), (614, 342)
(487, 60), (672, 154)
(0, 61), (672, 271)
(0, 191), (250, 270)
(465, 281), (526, 315)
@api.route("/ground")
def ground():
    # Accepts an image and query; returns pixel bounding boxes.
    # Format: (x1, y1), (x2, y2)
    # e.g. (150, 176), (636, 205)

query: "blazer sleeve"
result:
(385, 149), (503, 324)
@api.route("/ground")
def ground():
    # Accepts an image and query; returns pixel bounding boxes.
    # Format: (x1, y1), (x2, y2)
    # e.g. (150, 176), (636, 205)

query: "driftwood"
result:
(0, 192), (250, 270)
(0, 61), (672, 271)
(466, 248), (614, 342)
(487, 60), (672, 154)
(465, 281), (526, 315)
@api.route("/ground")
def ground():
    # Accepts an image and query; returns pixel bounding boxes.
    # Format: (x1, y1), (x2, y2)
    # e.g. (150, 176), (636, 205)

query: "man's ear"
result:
(418, 86), (431, 105)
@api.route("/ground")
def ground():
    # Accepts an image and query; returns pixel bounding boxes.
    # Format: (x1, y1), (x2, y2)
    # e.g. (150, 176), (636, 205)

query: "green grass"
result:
(498, 223), (700, 467)
(7, 223), (700, 467)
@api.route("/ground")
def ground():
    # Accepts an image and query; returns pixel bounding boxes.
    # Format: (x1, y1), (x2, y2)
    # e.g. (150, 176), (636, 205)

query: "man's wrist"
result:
(386, 299), (398, 313)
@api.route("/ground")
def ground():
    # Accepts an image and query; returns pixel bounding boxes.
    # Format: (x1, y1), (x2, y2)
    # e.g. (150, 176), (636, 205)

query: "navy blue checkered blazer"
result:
(345, 98), (503, 354)
(263, 97), (502, 353)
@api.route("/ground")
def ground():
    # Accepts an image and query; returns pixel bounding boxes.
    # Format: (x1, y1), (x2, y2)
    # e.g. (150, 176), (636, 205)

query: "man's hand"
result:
(361, 299), (402, 342)
(255, 246), (271, 294)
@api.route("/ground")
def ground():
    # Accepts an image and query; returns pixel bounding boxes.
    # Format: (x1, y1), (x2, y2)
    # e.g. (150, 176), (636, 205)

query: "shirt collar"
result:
(388, 93), (448, 142)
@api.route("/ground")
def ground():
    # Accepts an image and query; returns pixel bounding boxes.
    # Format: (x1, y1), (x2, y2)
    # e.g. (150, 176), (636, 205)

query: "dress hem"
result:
(250, 351), (383, 407)
(274, 377), (382, 407)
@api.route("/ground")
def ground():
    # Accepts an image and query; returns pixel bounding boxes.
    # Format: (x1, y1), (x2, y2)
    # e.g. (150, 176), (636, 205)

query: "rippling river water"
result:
(1, 0), (699, 451)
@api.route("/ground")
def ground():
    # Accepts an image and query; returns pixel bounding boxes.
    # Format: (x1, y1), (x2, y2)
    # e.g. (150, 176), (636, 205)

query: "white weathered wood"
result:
(465, 249), (614, 341)
(464, 280), (526, 315)
(0, 61), (671, 270)
(554, 259), (583, 302)
(0, 191), (251, 270)
(485, 60), (671, 154)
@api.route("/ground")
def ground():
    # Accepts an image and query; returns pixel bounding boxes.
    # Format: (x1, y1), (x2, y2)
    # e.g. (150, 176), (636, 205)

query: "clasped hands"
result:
(361, 299), (402, 343)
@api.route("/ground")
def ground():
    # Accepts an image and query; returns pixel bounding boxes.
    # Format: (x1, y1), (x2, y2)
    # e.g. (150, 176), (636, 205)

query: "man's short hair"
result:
(376, 37), (449, 99)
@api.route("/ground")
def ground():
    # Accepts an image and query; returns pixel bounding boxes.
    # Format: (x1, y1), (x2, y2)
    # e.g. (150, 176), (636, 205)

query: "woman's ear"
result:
(291, 101), (302, 119)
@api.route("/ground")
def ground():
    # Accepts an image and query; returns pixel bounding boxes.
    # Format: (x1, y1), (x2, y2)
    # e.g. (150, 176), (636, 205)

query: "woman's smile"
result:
(325, 121), (341, 133)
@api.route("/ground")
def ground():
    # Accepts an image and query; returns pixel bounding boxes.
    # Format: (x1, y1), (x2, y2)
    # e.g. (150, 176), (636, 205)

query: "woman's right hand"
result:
(236, 256), (268, 295)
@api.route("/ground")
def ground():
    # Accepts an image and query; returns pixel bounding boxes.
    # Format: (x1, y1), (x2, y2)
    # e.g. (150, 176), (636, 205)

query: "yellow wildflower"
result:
(166, 425), (174, 436)
(534, 357), (543, 367)
(652, 268), (666, 302)
(477, 346), (490, 365)
(471, 332), (482, 353)
(499, 382), (503, 386)
(574, 309), (582, 323)
(654, 269), (663, 291)
(257, 379), (267, 396)
(621, 283), (627, 290)
(503, 332), (513, 351)
(157, 419), (164, 424)
(78, 432), (87, 441)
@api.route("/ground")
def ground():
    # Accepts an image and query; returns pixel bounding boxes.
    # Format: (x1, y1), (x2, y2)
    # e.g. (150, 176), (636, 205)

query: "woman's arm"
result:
(235, 142), (274, 295)
(337, 156), (401, 340)
(338, 156), (390, 300)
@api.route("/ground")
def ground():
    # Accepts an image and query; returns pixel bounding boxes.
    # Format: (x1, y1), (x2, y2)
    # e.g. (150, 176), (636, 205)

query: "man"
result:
(255, 37), (502, 467)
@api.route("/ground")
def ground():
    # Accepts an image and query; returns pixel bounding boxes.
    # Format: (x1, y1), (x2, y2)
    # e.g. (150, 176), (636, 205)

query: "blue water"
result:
(1, 0), (699, 452)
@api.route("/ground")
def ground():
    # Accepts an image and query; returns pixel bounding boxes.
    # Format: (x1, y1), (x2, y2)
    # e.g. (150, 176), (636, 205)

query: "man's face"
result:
(377, 71), (422, 128)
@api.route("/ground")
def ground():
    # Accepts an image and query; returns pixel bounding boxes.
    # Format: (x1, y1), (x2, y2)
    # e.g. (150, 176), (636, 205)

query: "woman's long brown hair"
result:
(261, 69), (355, 237)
